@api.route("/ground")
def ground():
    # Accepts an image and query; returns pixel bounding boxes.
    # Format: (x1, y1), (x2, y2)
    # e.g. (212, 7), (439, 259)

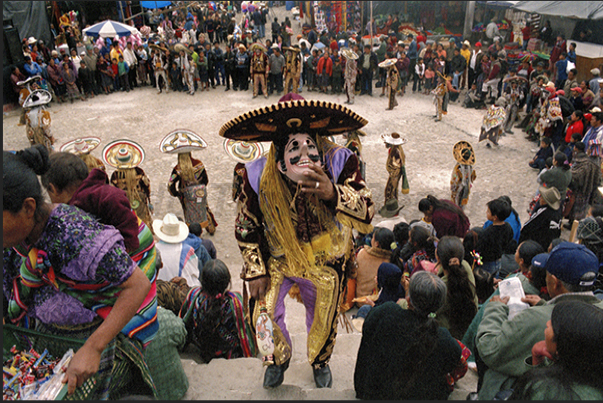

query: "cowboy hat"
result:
(282, 46), (301, 53)
(463, 40), (471, 47)
(591, 68), (600, 76)
(379, 198), (404, 218)
(223, 139), (266, 163)
(152, 213), (189, 244)
(219, 99), (368, 142)
(28, 36), (37, 44)
(60, 137), (102, 154)
(381, 132), (408, 146)
(238, 44), (247, 51)
(453, 141), (476, 166)
(23, 89), (52, 108)
(159, 129), (208, 154)
(539, 186), (561, 210)
(341, 48), (359, 60)
(102, 139), (145, 169)
(378, 58), (397, 68)
(545, 81), (556, 89)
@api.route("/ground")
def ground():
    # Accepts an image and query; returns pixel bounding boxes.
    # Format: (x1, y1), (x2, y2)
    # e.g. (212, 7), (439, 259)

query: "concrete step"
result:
(179, 296), (478, 400)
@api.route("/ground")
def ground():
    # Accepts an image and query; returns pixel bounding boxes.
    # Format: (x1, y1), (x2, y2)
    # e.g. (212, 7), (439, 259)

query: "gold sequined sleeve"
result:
(235, 166), (271, 280)
(332, 153), (375, 234)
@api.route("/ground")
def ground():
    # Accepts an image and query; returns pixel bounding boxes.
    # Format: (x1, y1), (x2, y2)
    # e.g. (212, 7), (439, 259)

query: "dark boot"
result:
(313, 364), (332, 388)
(263, 360), (290, 389)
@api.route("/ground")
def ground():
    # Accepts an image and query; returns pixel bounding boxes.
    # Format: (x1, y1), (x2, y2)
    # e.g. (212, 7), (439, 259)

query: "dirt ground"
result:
(2, 5), (547, 400)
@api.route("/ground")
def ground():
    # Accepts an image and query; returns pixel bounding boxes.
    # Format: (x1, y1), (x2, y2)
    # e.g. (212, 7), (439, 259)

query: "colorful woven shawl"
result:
(8, 216), (159, 346)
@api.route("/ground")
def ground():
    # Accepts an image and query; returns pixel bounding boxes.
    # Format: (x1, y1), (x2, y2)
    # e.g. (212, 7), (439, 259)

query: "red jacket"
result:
(317, 56), (333, 76)
(565, 120), (584, 143)
(69, 168), (141, 252)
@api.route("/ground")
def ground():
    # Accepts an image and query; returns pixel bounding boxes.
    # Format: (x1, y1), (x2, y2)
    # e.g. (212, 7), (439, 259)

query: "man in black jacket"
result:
(450, 47), (467, 93)
(357, 44), (378, 96)
(519, 186), (562, 250)
(224, 45), (236, 91)
(205, 42), (216, 88)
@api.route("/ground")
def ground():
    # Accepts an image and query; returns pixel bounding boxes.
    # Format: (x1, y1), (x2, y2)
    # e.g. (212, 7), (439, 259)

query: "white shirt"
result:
(415, 62), (425, 76)
(470, 49), (481, 70)
(155, 241), (201, 287)
(123, 47), (138, 67)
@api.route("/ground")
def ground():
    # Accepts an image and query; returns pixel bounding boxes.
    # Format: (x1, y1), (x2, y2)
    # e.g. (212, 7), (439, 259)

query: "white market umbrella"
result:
(83, 19), (137, 38)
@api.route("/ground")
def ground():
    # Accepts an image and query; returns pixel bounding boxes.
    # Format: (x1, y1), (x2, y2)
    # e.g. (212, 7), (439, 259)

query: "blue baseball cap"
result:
(539, 243), (598, 286)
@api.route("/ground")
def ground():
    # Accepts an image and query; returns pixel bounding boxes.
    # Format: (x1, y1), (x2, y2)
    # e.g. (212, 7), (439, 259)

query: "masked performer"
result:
(380, 132), (409, 217)
(379, 59), (400, 111)
(342, 48), (358, 105)
(450, 141), (477, 210)
(250, 43), (270, 99)
(23, 89), (54, 150)
(479, 97), (507, 147)
(283, 45), (302, 94)
(104, 139), (154, 231)
(161, 129), (217, 235)
(432, 72), (448, 121)
(219, 95), (374, 389)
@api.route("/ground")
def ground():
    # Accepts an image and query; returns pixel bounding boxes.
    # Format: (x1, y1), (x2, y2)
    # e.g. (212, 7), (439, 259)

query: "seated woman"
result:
(179, 259), (257, 363)
(354, 271), (463, 400)
(355, 227), (396, 306)
(510, 300), (603, 400)
(404, 225), (438, 276)
(3, 145), (158, 399)
(419, 194), (471, 238)
(434, 236), (478, 340)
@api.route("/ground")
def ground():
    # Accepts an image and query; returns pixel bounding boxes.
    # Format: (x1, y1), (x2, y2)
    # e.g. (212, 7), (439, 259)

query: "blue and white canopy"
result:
(82, 19), (137, 38)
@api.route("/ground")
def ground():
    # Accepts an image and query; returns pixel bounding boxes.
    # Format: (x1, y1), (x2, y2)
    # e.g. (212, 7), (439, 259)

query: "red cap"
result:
(585, 113), (593, 121)
(475, 42), (482, 47)
(570, 86), (582, 94)
(556, 90), (565, 96)
(545, 87), (556, 93)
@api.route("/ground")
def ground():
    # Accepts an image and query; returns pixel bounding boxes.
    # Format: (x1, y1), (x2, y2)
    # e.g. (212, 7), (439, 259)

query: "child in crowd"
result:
(179, 259), (257, 363)
(475, 198), (514, 278)
(414, 57), (425, 93)
(424, 64), (435, 94)
(169, 61), (182, 92)
(117, 55), (130, 92)
(331, 57), (343, 94)
(111, 57), (120, 91)
(198, 51), (209, 91)
(528, 136), (554, 171)
(403, 225), (437, 276)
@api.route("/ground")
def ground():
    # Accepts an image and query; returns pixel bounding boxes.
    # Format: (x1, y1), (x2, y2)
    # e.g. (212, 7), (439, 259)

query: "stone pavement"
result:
(2, 5), (542, 400)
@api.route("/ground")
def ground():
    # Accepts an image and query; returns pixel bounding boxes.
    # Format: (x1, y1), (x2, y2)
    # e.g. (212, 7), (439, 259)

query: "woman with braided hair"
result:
(179, 259), (257, 363)
(434, 236), (478, 339)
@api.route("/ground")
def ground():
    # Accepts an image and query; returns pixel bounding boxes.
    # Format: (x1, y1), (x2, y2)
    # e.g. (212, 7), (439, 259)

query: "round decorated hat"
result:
(341, 48), (359, 60)
(381, 132), (408, 146)
(160, 129), (208, 154)
(453, 141), (476, 166)
(60, 137), (102, 154)
(250, 42), (267, 53)
(23, 89), (52, 108)
(219, 99), (368, 142)
(378, 58), (397, 68)
(102, 139), (145, 169)
(223, 139), (266, 164)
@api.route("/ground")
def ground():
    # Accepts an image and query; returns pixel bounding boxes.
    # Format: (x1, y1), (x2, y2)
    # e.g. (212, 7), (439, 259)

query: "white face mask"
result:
(278, 133), (322, 183)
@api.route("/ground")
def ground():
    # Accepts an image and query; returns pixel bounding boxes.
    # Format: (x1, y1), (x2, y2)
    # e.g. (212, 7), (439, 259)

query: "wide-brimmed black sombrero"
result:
(219, 99), (368, 142)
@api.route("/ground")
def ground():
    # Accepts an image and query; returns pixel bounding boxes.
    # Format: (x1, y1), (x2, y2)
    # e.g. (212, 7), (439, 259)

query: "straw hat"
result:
(159, 129), (208, 154)
(219, 99), (368, 142)
(28, 37), (37, 44)
(102, 139), (145, 169)
(223, 139), (266, 163)
(381, 132), (408, 146)
(545, 81), (556, 89)
(174, 43), (193, 54)
(341, 48), (359, 60)
(591, 68), (600, 76)
(238, 44), (247, 51)
(60, 137), (102, 154)
(23, 89), (52, 108)
(378, 58), (398, 68)
(463, 40), (471, 47)
(453, 141), (475, 166)
(539, 186), (561, 210)
(152, 213), (189, 244)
